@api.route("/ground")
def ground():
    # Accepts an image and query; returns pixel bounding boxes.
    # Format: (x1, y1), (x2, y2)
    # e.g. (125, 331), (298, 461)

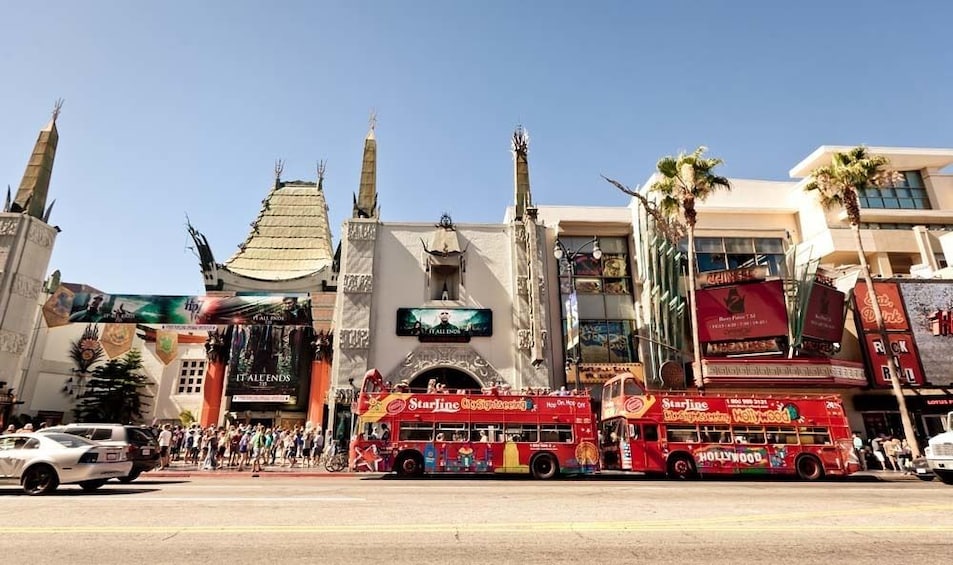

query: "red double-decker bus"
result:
(599, 373), (860, 480)
(350, 369), (599, 479)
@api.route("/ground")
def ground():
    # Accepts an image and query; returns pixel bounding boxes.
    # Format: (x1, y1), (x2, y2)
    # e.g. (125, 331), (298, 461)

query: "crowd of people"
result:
(852, 432), (914, 472)
(158, 423), (332, 473)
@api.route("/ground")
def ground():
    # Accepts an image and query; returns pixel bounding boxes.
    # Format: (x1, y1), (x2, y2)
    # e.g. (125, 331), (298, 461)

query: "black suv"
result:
(40, 424), (160, 482)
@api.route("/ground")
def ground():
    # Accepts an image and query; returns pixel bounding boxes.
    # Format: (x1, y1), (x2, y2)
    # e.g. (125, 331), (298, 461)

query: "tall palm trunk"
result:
(685, 209), (703, 391)
(852, 225), (921, 458)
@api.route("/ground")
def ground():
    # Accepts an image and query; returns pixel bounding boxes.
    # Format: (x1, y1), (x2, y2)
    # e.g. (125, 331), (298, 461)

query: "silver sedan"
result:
(0, 432), (133, 495)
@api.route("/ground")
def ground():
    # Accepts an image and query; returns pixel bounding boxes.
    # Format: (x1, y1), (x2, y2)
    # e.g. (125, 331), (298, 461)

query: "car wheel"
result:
(79, 480), (108, 491)
(117, 470), (141, 483)
(22, 464), (59, 495)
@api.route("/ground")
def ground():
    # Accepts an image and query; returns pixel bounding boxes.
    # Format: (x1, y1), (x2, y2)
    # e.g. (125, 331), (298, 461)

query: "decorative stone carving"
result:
(341, 273), (374, 294)
(391, 346), (500, 383)
(12, 274), (43, 300)
(517, 329), (533, 350)
(27, 223), (55, 248)
(338, 328), (370, 350)
(514, 224), (527, 243)
(0, 219), (19, 236)
(204, 328), (230, 364)
(516, 276), (529, 296)
(0, 330), (27, 354)
(347, 222), (377, 241)
(312, 331), (333, 362)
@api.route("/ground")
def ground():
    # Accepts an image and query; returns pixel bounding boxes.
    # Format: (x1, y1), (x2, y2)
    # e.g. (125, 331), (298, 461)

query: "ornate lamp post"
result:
(553, 237), (602, 390)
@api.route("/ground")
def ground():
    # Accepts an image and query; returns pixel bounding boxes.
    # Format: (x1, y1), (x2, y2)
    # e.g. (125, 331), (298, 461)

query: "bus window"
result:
(665, 425), (699, 443)
(601, 419), (623, 445)
(628, 424), (639, 440)
(700, 426), (730, 443)
(540, 424), (573, 443)
(622, 379), (642, 396)
(505, 424), (539, 443)
(437, 423), (469, 442)
(399, 423), (434, 441)
(472, 423), (500, 442)
(765, 426), (798, 445)
(643, 424), (659, 442)
(609, 379), (623, 401)
(732, 426), (766, 444)
(798, 427), (832, 445)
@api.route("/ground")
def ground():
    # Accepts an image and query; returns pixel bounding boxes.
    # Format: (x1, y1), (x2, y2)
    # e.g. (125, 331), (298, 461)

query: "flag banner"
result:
(155, 330), (178, 365)
(101, 323), (135, 359)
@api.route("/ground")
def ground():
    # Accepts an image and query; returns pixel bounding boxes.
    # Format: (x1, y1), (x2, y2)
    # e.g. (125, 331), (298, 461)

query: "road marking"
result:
(5, 504), (951, 534)
(90, 496), (365, 502)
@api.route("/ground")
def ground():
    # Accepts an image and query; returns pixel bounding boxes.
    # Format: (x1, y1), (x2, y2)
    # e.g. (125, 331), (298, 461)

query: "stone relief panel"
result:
(517, 329), (533, 350)
(347, 222), (377, 241)
(11, 274), (43, 300)
(513, 224), (527, 243)
(338, 328), (370, 350)
(27, 223), (55, 248)
(391, 345), (500, 385)
(516, 275), (529, 296)
(0, 329), (27, 354)
(0, 218), (20, 236)
(341, 273), (374, 294)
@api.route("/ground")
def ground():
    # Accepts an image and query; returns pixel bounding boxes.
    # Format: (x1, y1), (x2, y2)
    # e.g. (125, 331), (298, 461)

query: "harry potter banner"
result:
(101, 323), (135, 359)
(42, 284), (313, 328)
(155, 330), (178, 365)
(226, 325), (314, 403)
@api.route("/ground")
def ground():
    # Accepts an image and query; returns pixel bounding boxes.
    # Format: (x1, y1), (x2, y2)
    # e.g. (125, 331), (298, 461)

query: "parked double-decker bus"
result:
(599, 373), (859, 480)
(350, 369), (599, 479)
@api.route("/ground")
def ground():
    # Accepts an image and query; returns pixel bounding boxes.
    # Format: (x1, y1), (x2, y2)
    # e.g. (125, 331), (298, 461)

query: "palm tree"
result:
(74, 349), (152, 424)
(643, 147), (730, 390)
(804, 146), (920, 457)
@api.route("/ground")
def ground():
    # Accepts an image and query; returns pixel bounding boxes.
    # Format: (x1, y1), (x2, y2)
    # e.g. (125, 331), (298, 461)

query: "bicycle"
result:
(322, 441), (348, 473)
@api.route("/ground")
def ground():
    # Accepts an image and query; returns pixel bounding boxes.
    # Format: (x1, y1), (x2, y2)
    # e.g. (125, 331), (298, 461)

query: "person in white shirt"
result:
(158, 424), (173, 469)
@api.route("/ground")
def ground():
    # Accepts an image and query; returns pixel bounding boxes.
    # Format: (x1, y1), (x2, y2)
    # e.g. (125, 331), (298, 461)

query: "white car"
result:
(0, 432), (132, 495)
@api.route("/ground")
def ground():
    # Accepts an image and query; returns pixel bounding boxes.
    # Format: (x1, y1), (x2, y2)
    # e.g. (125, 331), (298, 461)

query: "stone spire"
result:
(352, 112), (378, 219)
(512, 125), (532, 221)
(12, 100), (62, 220)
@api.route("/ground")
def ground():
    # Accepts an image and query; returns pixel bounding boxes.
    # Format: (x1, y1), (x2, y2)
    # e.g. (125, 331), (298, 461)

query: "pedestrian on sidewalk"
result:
(852, 432), (867, 471)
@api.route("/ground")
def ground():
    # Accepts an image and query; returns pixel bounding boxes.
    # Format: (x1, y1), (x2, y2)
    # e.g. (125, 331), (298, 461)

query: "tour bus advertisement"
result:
(351, 370), (598, 478)
(600, 374), (857, 479)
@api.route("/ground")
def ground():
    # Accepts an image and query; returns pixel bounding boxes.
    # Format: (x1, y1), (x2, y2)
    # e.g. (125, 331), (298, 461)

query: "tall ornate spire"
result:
(352, 111), (378, 219)
(512, 125), (532, 221)
(12, 99), (62, 220)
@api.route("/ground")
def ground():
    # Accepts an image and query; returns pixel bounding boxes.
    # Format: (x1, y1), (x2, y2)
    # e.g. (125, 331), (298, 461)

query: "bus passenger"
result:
(479, 430), (489, 442)
(435, 432), (445, 442)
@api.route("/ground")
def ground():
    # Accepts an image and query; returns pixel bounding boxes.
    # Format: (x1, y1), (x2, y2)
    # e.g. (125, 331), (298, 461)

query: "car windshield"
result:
(43, 433), (96, 448)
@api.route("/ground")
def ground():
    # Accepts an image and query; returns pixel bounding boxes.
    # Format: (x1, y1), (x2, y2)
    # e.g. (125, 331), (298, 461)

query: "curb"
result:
(145, 470), (371, 479)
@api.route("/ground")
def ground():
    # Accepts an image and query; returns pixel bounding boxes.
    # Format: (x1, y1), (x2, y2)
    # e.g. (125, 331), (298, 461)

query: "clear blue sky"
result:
(3, 1), (952, 296)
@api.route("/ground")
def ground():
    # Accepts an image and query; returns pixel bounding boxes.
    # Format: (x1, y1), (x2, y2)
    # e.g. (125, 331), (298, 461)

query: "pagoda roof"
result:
(223, 181), (334, 281)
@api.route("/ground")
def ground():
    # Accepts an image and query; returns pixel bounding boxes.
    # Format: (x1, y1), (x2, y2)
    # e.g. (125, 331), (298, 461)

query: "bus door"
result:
(624, 421), (648, 472)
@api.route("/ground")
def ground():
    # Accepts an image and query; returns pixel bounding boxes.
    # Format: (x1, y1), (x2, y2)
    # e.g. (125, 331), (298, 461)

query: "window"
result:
(859, 171), (930, 210)
(505, 424), (540, 443)
(177, 359), (206, 394)
(666, 425), (699, 443)
(399, 423), (434, 442)
(765, 426), (799, 445)
(798, 427), (832, 445)
(699, 425), (731, 443)
(539, 424), (573, 443)
(643, 424), (659, 442)
(429, 264), (461, 300)
(557, 236), (639, 364)
(693, 237), (786, 277)
(732, 426), (766, 444)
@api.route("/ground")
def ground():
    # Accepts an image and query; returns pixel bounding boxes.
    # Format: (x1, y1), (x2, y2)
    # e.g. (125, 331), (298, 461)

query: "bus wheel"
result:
(666, 454), (697, 480)
(395, 452), (424, 478)
(531, 453), (558, 480)
(795, 455), (824, 481)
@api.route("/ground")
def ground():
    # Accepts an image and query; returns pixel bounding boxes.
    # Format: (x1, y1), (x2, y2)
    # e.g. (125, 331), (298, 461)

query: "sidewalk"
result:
(144, 459), (370, 479)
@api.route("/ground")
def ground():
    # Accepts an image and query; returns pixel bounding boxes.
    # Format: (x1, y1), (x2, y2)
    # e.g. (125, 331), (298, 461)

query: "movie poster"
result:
(226, 324), (314, 402)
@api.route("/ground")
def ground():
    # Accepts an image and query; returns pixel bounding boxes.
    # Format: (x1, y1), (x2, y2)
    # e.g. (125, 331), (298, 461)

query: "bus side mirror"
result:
(628, 424), (637, 438)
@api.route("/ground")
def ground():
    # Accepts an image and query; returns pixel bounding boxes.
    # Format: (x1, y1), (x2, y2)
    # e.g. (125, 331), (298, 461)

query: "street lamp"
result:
(554, 237), (601, 390)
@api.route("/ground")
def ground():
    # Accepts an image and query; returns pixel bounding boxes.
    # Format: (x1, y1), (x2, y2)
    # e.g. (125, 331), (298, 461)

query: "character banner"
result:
(696, 280), (789, 343)
(43, 284), (313, 327)
(396, 308), (492, 342)
(225, 324), (314, 403)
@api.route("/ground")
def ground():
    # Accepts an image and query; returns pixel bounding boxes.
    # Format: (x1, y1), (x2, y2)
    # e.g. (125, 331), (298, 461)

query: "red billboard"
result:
(696, 280), (789, 343)
(862, 333), (925, 387)
(853, 281), (909, 332)
(801, 282), (846, 342)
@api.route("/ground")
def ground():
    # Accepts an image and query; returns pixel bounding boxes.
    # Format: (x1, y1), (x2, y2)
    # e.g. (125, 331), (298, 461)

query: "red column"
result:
(307, 358), (330, 428)
(201, 358), (226, 428)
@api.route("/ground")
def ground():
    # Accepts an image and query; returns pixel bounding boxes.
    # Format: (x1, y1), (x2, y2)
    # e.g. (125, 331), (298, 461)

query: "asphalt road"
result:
(1, 475), (950, 564)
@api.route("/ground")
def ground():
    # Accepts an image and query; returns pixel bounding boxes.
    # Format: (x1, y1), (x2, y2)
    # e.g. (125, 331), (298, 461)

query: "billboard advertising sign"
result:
(896, 282), (953, 387)
(696, 266), (768, 289)
(225, 324), (314, 403)
(396, 308), (493, 342)
(801, 282), (846, 342)
(862, 332), (925, 387)
(696, 280), (789, 343)
(852, 281), (909, 332)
